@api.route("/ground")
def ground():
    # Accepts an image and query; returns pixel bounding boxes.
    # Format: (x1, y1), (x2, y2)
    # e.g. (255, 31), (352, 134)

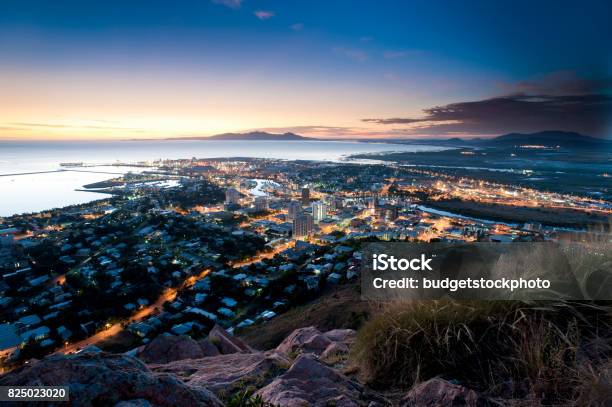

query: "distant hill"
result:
(478, 131), (609, 148)
(404, 131), (609, 148)
(175, 131), (312, 141)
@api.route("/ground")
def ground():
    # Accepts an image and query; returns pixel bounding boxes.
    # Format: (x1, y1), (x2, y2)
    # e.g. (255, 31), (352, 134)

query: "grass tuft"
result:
(350, 299), (612, 404)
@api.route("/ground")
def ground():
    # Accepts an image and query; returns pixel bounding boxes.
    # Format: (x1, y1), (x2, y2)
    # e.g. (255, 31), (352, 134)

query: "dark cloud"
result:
(364, 71), (612, 137)
(363, 94), (612, 137)
(499, 71), (612, 96)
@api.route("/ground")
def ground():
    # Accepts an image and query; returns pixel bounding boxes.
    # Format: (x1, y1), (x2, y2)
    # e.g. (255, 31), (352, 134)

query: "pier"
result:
(0, 169), (125, 177)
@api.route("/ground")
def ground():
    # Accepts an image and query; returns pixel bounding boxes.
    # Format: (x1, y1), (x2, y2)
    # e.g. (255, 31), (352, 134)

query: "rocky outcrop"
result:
(139, 334), (212, 364)
(276, 326), (332, 355)
(138, 327), (244, 364)
(400, 378), (481, 407)
(151, 351), (291, 397)
(325, 328), (357, 345)
(275, 326), (356, 363)
(256, 354), (366, 406)
(0, 327), (392, 406)
(208, 324), (253, 354)
(320, 341), (350, 364)
(198, 338), (221, 357)
(0, 352), (222, 407)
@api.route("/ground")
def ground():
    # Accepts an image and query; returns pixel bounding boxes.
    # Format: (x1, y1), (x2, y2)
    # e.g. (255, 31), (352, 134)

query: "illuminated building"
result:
(301, 187), (310, 205)
(254, 196), (269, 212)
(293, 213), (313, 238)
(311, 201), (327, 224)
(287, 201), (302, 220)
(225, 188), (240, 205)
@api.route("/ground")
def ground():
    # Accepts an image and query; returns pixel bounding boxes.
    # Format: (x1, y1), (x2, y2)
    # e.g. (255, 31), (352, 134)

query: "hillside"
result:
(480, 130), (609, 148)
(176, 131), (312, 141)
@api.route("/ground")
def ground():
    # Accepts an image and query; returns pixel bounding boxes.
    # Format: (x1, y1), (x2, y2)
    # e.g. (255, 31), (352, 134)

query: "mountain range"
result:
(173, 130), (610, 149)
(176, 131), (308, 141)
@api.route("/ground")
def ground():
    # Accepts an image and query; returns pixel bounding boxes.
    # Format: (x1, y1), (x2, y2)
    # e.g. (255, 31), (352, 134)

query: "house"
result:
(185, 307), (217, 322)
(221, 297), (238, 308)
(303, 276), (320, 290)
(129, 322), (155, 338)
(236, 319), (254, 329)
(327, 273), (342, 284)
(28, 275), (50, 287)
(40, 338), (55, 348)
(217, 307), (235, 319)
(57, 326), (72, 341)
(124, 303), (136, 311)
(193, 278), (211, 291)
(17, 314), (41, 328)
(171, 321), (203, 336)
(20, 325), (50, 343)
(260, 310), (276, 320)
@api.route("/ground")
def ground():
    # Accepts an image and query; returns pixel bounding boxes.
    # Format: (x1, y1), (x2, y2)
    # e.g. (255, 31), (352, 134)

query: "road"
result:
(57, 235), (291, 354)
(59, 268), (210, 354)
(230, 241), (294, 268)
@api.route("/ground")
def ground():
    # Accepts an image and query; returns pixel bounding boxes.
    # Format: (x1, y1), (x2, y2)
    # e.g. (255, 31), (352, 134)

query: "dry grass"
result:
(350, 300), (612, 405)
(239, 283), (373, 350)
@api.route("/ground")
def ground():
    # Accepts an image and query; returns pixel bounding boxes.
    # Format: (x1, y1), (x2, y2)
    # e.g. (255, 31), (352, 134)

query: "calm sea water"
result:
(0, 140), (447, 217)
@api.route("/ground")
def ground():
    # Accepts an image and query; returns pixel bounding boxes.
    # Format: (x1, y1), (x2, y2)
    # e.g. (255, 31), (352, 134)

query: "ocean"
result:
(0, 139), (447, 217)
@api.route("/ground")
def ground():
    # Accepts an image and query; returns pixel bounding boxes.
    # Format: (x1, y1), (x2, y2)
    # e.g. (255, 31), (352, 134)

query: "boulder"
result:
(151, 351), (291, 397)
(138, 334), (206, 364)
(325, 328), (357, 344)
(320, 342), (350, 365)
(0, 352), (223, 407)
(275, 326), (333, 356)
(198, 338), (221, 357)
(400, 378), (480, 407)
(276, 326), (356, 357)
(208, 324), (253, 354)
(256, 354), (365, 406)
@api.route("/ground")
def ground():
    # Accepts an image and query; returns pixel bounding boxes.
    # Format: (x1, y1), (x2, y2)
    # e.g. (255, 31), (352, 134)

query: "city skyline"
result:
(1, 0), (611, 140)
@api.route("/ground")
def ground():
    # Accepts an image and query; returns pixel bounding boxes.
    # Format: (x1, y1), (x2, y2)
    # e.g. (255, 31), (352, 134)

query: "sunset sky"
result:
(1, 0), (610, 140)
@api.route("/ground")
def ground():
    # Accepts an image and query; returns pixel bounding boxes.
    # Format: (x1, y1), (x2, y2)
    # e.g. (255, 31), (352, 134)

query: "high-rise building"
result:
(254, 196), (269, 212)
(301, 187), (310, 205)
(367, 196), (377, 212)
(311, 201), (327, 224)
(376, 204), (399, 221)
(330, 196), (344, 211)
(384, 205), (399, 221)
(293, 213), (313, 238)
(287, 201), (302, 220)
(225, 188), (240, 205)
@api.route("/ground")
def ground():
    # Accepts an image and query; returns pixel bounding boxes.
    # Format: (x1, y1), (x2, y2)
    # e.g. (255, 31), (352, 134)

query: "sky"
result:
(0, 0), (610, 140)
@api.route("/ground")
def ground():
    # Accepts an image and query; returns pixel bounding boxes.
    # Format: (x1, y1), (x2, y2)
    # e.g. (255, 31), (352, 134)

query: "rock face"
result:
(0, 326), (378, 406)
(139, 327), (244, 364)
(0, 352), (223, 407)
(151, 351), (291, 397)
(139, 334), (212, 364)
(400, 378), (480, 407)
(198, 338), (221, 357)
(275, 326), (356, 363)
(208, 324), (253, 355)
(256, 354), (365, 407)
